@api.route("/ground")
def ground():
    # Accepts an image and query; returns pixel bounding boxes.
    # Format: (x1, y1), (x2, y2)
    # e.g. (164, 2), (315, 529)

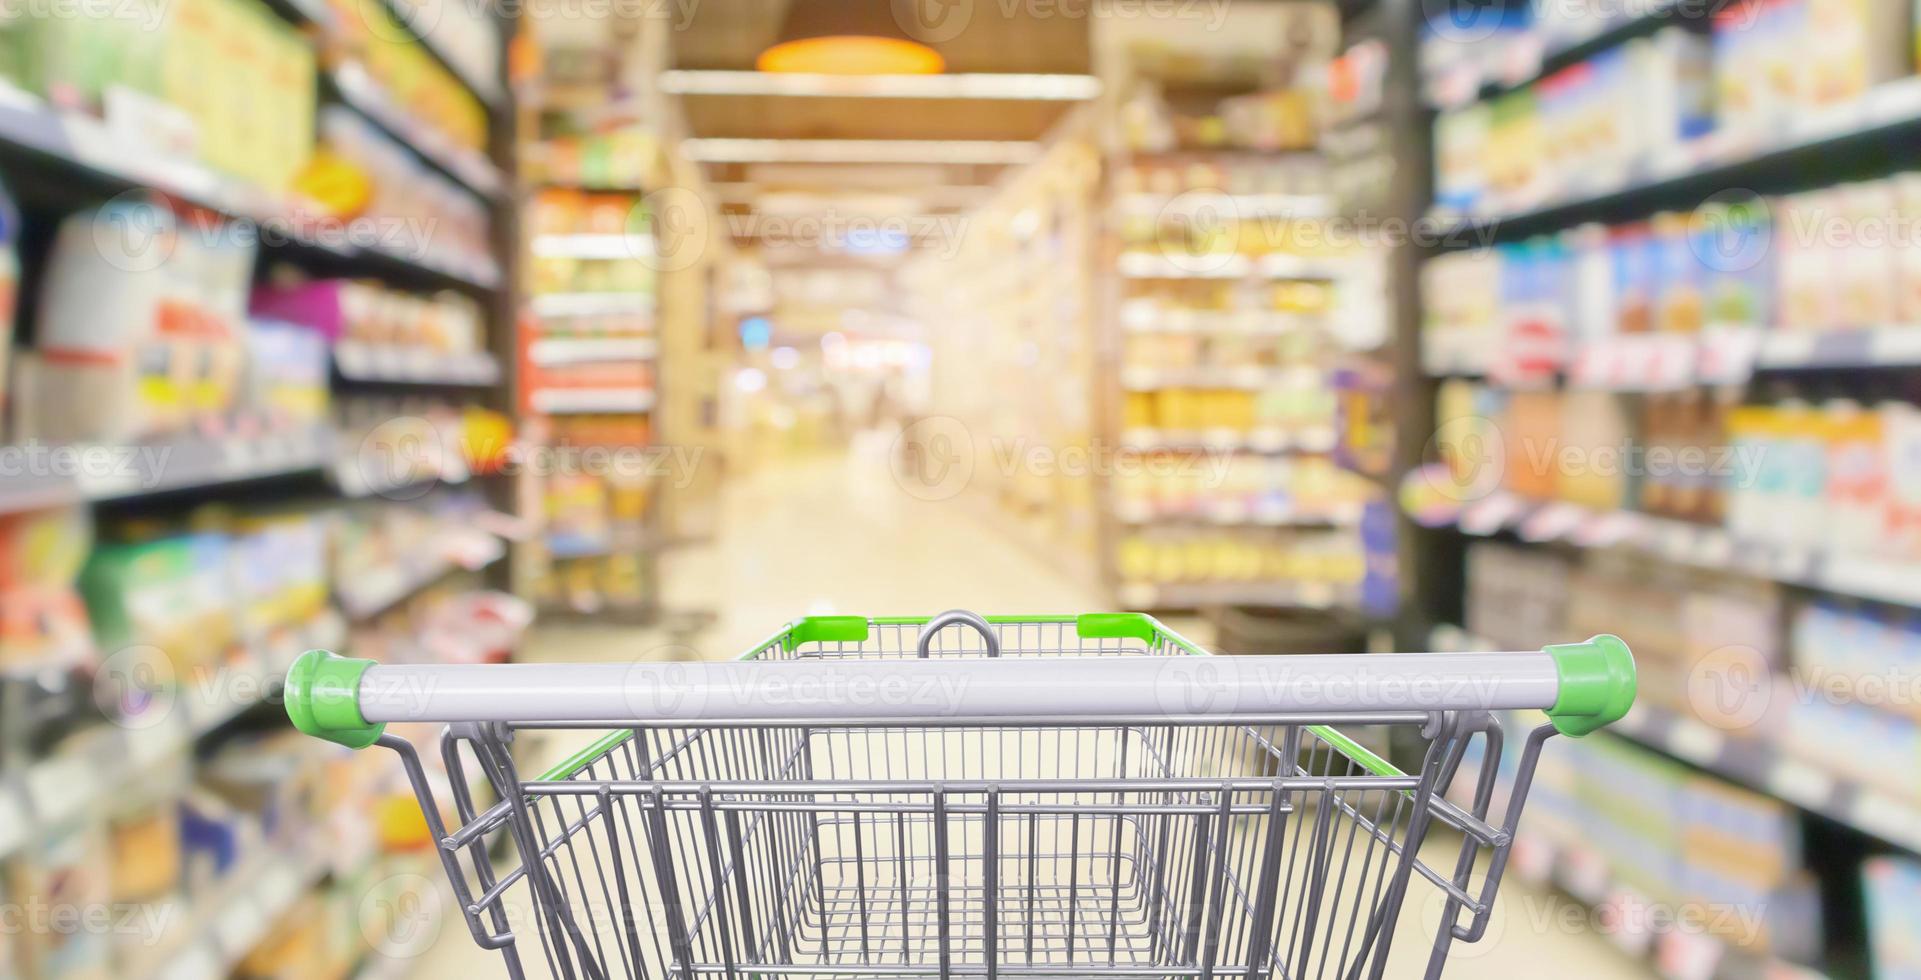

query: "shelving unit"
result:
(1397, 0), (1921, 975)
(1090, 10), (1397, 620)
(0, 0), (520, 973)
(904, 112), (1104, 589)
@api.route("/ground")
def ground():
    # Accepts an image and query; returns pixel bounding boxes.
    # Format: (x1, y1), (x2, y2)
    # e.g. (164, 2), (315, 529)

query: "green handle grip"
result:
(1544, 634), (1637, 737)
(285, 649), (385, 748)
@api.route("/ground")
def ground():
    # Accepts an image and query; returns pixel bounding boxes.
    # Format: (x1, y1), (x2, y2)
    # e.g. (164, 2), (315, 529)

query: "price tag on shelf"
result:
(1510, 834), (1554, 887)
(1869, 328), (1921, 366)
(157, 943), (221, 980)
(1655, 930), (1724, 980)
(1558, 843), (1611, 906)
(1853, 791), (1921, 852)
(1664, 717), (1726, 765)
(1518, 502), (1586, 543)
(1767, 758), (1835, 806)
(25, 750), (104, 827)
(214, 895), (269, 960)
(0, 780), (31, 858)
(1602, 889), (1657, 957)
(1695, 325), (1761, 384)
(1459, 493), (1520, 536)
(1570, 510), (1641, 549)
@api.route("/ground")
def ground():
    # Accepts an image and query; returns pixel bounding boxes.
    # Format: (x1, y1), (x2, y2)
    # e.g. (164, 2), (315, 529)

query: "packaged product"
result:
(23, 199), (257, 443)
(1774, 190), (1838, 330)
(1652, 212), (1706, 333)
(1893, 173), (1921, 323)
(80, 533), (239, 681)
(0, 506), (95, 673)
(1823, 402), (1888, 555)
(1838, 179), (1898, 326)
(8, 824), (113, 978)
(0, 177), (17, 441)
(1864, 857), (1921, 978)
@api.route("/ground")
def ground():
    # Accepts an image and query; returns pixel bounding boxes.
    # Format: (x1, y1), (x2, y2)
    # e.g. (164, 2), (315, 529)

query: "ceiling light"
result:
(661, 70), (1101, 101)
(758, 0), (944, 75)
(680, 139), (1043, 165)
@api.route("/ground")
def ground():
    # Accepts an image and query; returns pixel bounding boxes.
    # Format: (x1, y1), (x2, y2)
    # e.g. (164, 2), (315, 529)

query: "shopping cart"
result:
(285, 610), (1634, 979)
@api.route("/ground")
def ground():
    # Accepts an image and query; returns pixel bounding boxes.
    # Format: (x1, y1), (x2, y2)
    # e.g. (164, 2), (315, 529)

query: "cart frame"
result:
(286, 611), (1633, 979)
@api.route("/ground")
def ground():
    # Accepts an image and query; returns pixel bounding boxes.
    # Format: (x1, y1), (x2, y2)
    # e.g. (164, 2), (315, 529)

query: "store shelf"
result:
(1495, 830), (1832, 980)
(1439, 490), (1921, 609)
(529, 387), (657, 415)
(329, 62), (505, 198)
(1118, 251), (1347, 280)
(528, 336), (659, 365)
(529, 292), (657, 317)
(1117, 580), (1349, 610)
(1429, 76), (1921, 244)
(1120, 305), (1324, 335)
(0, 425), (337, 517)
(1434, 625), (1921, 858)
(1114, 500), (1363, 527)
(367, 0), (503, 108)
(334, 342), (502, 386)
(149, 844), (332, 980)
(1423, 4), (1684, 111)
(0, 85), (500, 293)
(530, 233), (655, 260)
(1753, 326), (1921, 371)
(1113, 191), (1333, 219)
(1120, 426), (1337, 454)
(0, 613), (342, 865)
(1425, 325), (1921, 388)
(1120, 365), (1324, 391)
(336, 528), (506, 620)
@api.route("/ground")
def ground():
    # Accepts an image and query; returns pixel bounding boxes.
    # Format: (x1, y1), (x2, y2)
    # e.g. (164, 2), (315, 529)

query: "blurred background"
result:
(0, 0), (1917, 976)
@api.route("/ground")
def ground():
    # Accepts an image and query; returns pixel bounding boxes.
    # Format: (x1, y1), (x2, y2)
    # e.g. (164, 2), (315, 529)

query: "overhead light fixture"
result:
(662, 70), (1101, 101)
(681, 139), (1043, 165)
(757, 0), (944, 75)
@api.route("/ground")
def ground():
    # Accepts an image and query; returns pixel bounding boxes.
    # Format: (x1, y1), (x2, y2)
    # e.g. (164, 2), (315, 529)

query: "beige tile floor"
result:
(396, 450), (1647, 979)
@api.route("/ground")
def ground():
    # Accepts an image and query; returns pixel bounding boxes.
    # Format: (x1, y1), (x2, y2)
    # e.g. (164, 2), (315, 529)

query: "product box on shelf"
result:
(1864, 856), (1921, 977)
(19, 199), (257, 444)
(0, 506), (94, 675)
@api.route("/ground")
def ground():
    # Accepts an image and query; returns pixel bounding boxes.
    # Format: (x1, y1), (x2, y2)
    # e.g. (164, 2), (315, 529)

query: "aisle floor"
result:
(401, 452), (1648, 979)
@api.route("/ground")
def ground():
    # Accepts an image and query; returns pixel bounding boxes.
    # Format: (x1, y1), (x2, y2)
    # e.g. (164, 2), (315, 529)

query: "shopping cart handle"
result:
(1542, 634), (1636, 736)
(284, 636), (1635, 744)
(285, 647), (386, 748)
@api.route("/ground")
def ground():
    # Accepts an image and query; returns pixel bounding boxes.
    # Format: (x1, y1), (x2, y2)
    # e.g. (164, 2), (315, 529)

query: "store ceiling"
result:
(667, 0), (1094, 253)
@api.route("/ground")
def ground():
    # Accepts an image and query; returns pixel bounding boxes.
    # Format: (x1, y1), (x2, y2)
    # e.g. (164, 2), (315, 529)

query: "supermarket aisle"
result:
(406, 451), (1644, 979)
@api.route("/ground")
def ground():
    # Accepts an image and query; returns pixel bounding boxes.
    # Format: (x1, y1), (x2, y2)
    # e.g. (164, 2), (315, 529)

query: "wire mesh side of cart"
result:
(380, 615), (1526, 980)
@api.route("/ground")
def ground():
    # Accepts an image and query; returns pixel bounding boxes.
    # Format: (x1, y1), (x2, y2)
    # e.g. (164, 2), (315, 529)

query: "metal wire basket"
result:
(286, 610), (1635, 979)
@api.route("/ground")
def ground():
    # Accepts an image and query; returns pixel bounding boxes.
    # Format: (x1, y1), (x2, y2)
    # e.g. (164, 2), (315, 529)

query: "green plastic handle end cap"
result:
(285, 649), (385, 749)
(1544, 634), (1636, 737)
